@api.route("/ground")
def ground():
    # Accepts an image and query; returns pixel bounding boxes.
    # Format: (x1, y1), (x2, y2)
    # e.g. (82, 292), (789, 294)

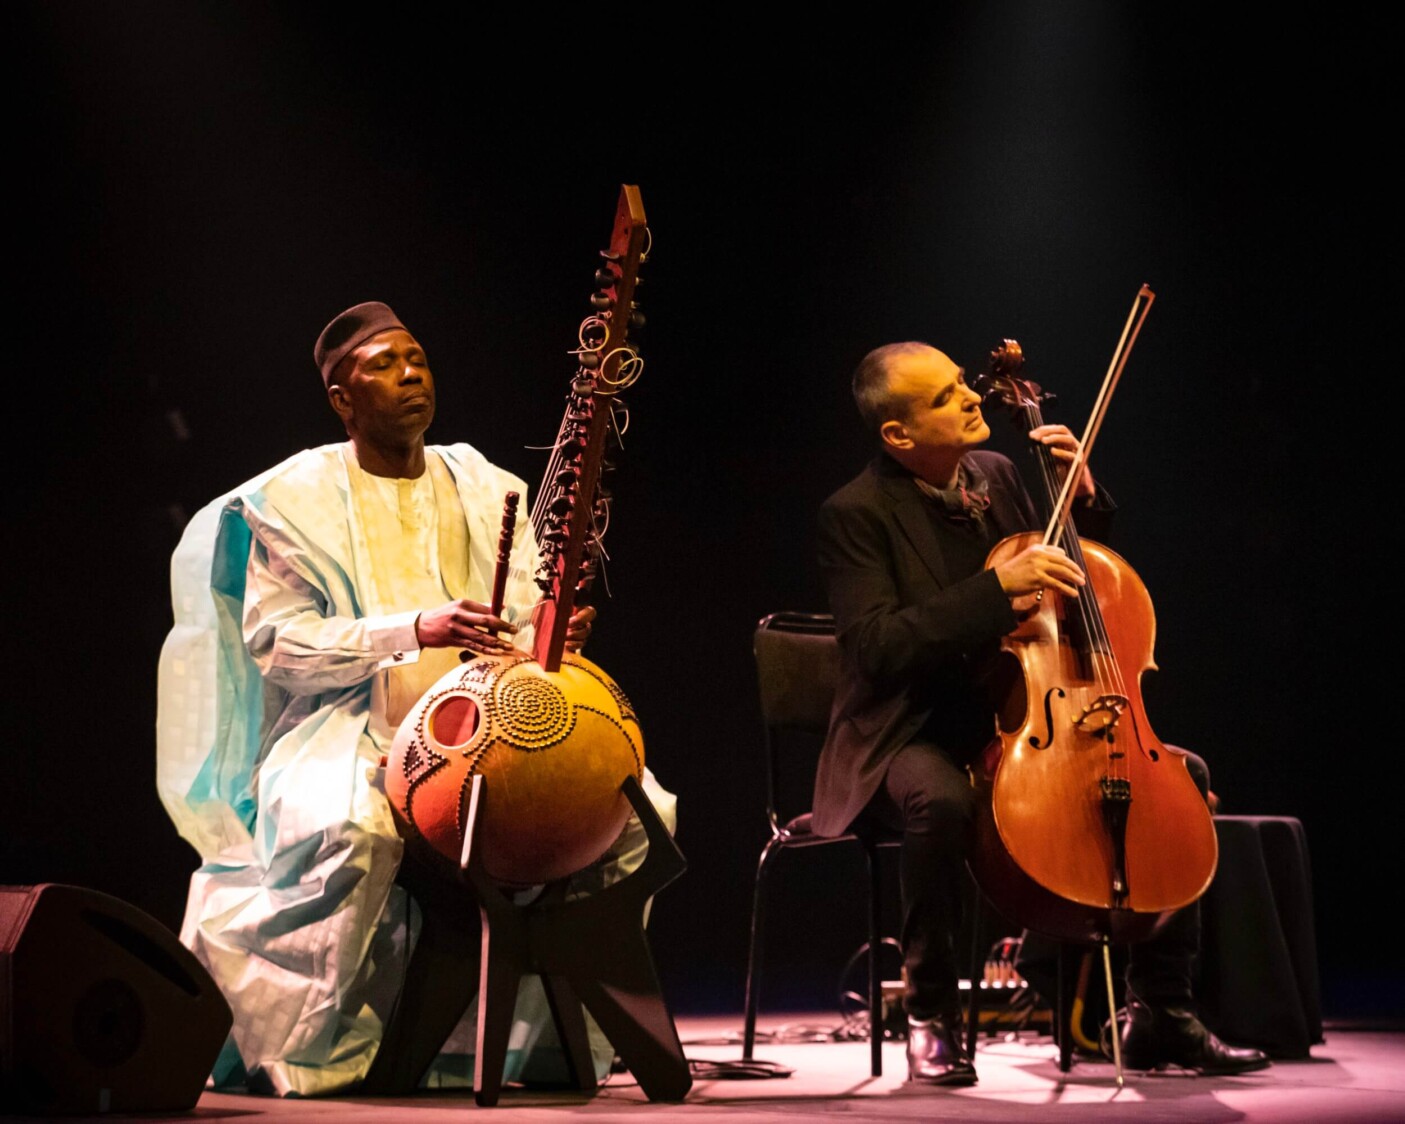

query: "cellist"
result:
(811, 341), (1269, 1084)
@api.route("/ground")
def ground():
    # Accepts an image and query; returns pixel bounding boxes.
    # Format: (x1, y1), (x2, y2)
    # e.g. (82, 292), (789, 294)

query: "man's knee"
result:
(884, 742), (978, 837)
(900, 778), (977, 839)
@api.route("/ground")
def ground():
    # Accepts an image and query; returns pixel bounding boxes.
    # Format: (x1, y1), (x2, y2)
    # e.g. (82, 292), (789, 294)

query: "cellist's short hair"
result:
(852, 341), (934, 434)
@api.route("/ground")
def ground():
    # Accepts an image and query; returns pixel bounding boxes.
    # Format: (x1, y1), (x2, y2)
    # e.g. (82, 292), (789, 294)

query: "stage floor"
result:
(70, 1014), (1405, 1123)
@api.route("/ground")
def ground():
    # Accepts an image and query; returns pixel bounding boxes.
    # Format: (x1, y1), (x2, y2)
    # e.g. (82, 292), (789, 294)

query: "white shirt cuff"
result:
(371, 610), (424, 669)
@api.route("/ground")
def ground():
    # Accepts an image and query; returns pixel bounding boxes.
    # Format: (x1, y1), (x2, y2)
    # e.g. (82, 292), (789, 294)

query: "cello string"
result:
(1038, 288), (1159, 734)
(1027, 403), (1126, 778)
(1067, 288), (1161, 726)
(1026, 405), (1117, 705)
(1027, 404), (1109, 695)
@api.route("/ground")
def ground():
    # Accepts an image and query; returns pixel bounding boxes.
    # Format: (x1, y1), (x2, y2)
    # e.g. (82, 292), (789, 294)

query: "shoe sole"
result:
(907, 1072), (979, 1086)
(1128, 1059), (1273, 1076)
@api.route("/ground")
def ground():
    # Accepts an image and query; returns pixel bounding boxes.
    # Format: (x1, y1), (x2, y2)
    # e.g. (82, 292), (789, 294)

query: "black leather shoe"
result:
(906, 1014), (978, 1085)
(1122, 998), (1271, 1075)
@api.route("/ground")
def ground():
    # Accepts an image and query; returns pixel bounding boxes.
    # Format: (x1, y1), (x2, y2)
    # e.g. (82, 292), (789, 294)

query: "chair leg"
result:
(865, 839), (883, 1078)
(742, 839), (781, 1062)
(967, 894), (982, 1060)
(1057, 944), (1074, 1074)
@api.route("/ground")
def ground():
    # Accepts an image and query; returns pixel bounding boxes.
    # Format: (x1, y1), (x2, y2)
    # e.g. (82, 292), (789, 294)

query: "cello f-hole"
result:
(1029, 687), (1066, 749)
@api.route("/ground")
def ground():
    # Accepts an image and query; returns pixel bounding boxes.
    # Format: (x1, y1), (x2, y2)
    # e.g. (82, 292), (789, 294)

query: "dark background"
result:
(7, 3), (1396, 1025)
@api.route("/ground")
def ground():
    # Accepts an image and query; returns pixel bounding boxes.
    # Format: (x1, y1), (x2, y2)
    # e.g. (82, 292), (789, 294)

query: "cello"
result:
(967, 289), (1218, 951)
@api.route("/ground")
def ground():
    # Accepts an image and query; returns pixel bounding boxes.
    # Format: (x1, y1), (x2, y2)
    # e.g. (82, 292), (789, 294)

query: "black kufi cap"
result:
(314, 301), (405, 384)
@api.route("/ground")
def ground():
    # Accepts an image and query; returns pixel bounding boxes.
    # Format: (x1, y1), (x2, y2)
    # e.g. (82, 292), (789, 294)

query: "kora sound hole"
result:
(429, 695), (479, 748)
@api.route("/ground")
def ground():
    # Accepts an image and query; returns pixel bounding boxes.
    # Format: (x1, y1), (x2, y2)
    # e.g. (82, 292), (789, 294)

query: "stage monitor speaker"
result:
(0, 882), (232, 1115)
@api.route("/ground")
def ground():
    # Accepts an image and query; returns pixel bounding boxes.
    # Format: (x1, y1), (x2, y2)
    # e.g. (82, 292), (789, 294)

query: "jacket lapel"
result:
(876, 460), (953, 589)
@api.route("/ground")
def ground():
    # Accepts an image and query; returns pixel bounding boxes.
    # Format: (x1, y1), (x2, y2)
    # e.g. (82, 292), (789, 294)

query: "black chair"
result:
(740, 610), (903, 1077)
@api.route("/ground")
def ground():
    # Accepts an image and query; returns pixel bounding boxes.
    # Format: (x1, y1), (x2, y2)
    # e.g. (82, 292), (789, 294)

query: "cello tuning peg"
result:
(599, 250), (622, 262)
(594, 267), (618, 288)
(589, 293), (615, 312)
(629, 309), (646, 329)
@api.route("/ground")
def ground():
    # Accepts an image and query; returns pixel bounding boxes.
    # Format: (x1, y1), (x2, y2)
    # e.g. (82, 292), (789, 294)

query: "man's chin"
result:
(377, 419), (433, 448)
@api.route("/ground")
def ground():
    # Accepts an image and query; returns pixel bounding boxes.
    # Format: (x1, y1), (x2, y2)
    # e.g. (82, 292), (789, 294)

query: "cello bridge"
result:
(1072, 694), (1127, 738)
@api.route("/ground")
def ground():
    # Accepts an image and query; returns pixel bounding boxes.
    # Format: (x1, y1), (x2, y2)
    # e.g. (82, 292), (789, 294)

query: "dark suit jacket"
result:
(811, 450), (1113, 837)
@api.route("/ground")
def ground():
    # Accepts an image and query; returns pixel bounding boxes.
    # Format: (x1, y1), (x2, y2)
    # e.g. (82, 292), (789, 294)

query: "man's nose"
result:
(399, 363), (422, 383)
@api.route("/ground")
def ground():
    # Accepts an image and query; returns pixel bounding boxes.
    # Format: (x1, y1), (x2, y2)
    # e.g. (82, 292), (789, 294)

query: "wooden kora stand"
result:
(362, 773), (690, 1104)
(466, 773), (690, 1105)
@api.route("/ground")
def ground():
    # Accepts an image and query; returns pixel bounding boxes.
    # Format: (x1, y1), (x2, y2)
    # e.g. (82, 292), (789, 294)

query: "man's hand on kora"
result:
(565, 604), (596, 651)
(415, 599), (518, 655)
(996, 544), (1085, 614)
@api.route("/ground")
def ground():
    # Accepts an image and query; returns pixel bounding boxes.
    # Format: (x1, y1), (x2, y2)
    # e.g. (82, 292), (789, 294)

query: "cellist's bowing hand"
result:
(415, 599), (518, 654)
(1029, 424), (1096, 499)
(995, 544), (1086, 603)
(565, 604), (597, 651)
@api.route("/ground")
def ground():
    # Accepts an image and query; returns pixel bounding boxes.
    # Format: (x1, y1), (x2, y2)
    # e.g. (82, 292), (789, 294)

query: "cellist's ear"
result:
(880, 418), (912, 451)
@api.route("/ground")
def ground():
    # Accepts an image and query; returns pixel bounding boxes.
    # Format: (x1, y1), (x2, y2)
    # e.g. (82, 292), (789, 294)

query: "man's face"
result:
(329, 328), (435, 445)
(882, 346), (989, 455)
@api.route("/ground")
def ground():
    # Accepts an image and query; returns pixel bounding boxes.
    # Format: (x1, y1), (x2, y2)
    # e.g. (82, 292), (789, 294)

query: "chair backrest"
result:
(752, 611), (839, 830)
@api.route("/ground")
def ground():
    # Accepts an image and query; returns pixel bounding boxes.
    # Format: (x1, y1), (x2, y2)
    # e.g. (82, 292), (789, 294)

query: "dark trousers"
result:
(868, 740), (1210, 1019)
